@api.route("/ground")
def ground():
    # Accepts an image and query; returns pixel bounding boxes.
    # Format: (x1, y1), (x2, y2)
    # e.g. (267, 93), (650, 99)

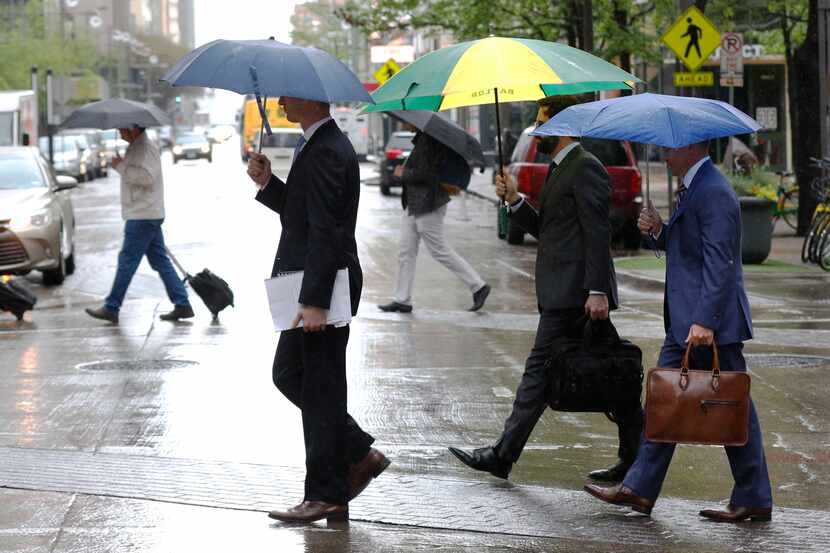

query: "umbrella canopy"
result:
(388, 110), (484, 166)
(160, 38), (372, 104)
(61, 99), (170, 130)
(364, 36), (639, 113)
(531, 93), (761, 148)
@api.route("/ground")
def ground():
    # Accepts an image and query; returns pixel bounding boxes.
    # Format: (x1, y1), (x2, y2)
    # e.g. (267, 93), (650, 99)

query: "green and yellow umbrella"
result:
(365, 36), (640, 169)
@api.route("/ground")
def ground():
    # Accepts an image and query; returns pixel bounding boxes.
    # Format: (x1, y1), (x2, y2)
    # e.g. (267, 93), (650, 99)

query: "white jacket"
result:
(116, 132), (165, 220)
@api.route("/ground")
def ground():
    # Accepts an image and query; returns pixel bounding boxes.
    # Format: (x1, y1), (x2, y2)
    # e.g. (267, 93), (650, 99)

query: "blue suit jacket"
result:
(655, 160), (753, 346)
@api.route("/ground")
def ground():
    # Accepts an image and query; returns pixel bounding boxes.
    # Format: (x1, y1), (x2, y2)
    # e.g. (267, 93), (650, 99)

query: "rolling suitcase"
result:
(165, 248), (234, 319)
(0, 276), (37, 321)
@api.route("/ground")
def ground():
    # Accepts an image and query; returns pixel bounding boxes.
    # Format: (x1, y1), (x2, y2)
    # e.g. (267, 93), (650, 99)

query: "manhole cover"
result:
(76, 360), (198, 371)
(745, 354), (830, 370)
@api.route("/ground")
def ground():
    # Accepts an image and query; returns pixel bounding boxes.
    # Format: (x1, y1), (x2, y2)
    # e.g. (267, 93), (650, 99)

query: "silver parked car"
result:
(0, 147), (78, 285)
(38, 135), (92, 182)
(64, 129), (108, 178)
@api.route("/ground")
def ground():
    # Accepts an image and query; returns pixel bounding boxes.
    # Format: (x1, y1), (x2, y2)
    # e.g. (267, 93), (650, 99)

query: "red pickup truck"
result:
(502, 127), (643, 249)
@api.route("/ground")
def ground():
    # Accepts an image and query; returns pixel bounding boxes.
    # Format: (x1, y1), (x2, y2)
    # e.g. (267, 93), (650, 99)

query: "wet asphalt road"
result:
(1, 136), (830, 552)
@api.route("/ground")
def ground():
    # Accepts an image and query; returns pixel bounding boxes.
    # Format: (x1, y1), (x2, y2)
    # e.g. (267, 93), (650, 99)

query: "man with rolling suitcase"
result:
(85, 126), (193, 324)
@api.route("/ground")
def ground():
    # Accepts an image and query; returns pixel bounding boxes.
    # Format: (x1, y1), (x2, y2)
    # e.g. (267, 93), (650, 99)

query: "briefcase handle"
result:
(580, 317), (621, 348)
(679, 341), (721, 392)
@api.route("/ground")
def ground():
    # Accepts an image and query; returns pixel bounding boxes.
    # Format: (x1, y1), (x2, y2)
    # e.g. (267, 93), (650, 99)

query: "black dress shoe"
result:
(160, 305), (195, 321)
(588, 460), (632, 483)
(448, 446), (511, 479)
(378, 301), (412, 313)
(469, 284), (490, 312)
(85, 306), (119, 324)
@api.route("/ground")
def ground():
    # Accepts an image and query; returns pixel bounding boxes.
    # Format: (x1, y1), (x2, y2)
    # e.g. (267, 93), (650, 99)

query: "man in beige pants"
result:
(378, 131), (490, 313)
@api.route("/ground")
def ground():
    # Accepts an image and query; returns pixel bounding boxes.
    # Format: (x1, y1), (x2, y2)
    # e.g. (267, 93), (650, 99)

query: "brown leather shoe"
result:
(584, 483), (654, 515)
(267, 500), (348, 523)
(699, 504), (772, 522)
(348, 448), (391, 500)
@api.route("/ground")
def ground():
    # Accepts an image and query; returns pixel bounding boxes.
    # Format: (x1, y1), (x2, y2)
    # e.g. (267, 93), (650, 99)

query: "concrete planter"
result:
(740, 197), (775, 264)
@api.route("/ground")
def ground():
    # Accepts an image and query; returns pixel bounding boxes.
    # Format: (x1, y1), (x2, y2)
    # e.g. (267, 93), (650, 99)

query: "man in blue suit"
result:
(584, 141), (773, 522)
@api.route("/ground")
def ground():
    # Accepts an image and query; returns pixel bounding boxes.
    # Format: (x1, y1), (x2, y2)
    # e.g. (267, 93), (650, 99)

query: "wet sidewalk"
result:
(2, 147), (829, 552)
(3, 446), (828, 552)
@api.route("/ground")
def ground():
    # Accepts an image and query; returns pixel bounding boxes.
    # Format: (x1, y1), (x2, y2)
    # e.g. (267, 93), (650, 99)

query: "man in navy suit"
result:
(584, 140), (773, 522)
(247, 97), (389, 523)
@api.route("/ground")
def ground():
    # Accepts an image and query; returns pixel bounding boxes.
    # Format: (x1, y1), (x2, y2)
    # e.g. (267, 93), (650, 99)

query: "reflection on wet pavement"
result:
(2, 137), (829, 551)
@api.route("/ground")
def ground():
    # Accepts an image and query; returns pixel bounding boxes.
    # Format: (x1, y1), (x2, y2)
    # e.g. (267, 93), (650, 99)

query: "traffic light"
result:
(175, 95), (182, 104)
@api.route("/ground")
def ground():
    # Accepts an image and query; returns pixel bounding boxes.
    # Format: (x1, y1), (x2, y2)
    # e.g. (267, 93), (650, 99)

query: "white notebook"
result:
(264, 269), (352, 332)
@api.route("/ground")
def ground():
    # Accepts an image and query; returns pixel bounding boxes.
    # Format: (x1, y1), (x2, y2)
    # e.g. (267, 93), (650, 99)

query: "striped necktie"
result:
(676, 182), (688, 207)
(292, 135), (307, 164)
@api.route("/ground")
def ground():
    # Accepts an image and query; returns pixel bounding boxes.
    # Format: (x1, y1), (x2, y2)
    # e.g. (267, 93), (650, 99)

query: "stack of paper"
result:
(264, 269), (352, 331)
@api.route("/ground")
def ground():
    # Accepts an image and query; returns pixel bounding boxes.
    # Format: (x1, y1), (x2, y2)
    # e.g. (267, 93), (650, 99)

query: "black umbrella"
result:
(387, 110), (485, 167)
(61, 99), (170, 130)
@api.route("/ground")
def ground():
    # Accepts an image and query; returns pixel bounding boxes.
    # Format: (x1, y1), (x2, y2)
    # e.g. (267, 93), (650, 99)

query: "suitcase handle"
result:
(164, 247), (191, 280)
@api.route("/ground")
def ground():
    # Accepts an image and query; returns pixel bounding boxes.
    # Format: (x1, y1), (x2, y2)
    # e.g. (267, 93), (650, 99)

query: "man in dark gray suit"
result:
(448, 98), (643, 482)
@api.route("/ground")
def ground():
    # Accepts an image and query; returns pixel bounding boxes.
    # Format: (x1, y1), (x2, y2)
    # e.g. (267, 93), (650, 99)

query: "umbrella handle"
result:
(249, 65), (272, 154)
(258, 95), (267, 154)
(494, 87), (506, 205)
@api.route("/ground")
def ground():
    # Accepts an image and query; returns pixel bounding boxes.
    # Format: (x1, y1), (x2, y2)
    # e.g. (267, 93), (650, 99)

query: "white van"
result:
(332, 107), (371, 160)
(0, 91), (37, 147)
(254, 128), (305, 174)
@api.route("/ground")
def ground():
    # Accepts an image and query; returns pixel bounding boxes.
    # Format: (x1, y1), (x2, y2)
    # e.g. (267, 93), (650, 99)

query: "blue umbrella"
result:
(531, 93), (761, 148)
(160, 37), (373, 104)
(160, 38), (373, 150)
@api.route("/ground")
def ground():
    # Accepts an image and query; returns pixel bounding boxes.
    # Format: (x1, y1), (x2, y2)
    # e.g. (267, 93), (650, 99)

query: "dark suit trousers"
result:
(494, 309), (643, 464)
(623, 339), (773, 508)
(273, 326), (375, 504)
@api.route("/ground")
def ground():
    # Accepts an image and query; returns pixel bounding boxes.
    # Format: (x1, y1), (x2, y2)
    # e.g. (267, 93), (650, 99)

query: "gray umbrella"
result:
(61, 99), (170, 130)
(387, 110), (485, 166)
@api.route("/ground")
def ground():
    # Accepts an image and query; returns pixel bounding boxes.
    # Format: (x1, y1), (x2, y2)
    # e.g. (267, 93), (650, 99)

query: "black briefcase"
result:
(0, 276), (37, 320)
(546, 318), (643, 413)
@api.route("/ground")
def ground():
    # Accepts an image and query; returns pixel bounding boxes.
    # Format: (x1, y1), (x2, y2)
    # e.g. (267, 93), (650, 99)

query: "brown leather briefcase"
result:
(645, 342), (750, 446)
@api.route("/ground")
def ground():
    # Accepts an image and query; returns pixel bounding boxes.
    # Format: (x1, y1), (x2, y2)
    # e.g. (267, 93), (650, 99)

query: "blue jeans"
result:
(105, 219), (190, 313)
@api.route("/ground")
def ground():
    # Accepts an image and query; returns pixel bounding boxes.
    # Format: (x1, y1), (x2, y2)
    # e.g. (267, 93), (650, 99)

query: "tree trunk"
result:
(793, 0), (821, 235)
(612, 1), (631, 73)
(569, 0), (582, 49)
(582, 0), (594, 53)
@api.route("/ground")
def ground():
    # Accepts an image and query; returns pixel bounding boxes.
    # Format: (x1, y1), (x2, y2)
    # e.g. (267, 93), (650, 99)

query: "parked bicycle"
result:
(770, 171), (798, 232)
(800, 157), (830, 271)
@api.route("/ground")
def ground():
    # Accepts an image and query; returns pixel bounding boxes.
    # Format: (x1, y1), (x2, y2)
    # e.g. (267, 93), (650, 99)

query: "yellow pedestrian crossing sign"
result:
(662, 6), (720, 72)
(374, 58), (401, 84)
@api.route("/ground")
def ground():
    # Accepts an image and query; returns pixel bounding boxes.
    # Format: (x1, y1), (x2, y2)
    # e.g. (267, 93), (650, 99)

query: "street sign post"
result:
(662, 6), (721, 72)
(374, 58), (401, 85)
(720, 32), (744, 88)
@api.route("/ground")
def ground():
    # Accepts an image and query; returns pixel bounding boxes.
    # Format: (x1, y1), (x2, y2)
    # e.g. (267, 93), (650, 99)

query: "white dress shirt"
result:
(509, 141), (579, 213)
(259, 116), (332, 190)
(300, 116), (332, 147)
(651, 155), (710, 239)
